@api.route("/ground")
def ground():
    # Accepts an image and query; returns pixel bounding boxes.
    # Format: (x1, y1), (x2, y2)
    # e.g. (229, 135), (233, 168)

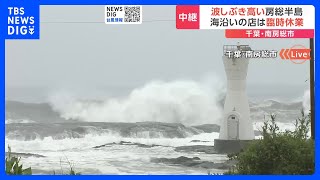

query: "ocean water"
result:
(5, 97), (304, 174)
(6, 131), (229, 175)
(5, 80), (309, 174)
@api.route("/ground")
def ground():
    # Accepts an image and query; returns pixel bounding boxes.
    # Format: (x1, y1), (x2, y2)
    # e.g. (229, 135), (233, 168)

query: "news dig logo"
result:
(6, 1), (39, 40)
(105, 5), (142, 24)
(8, 7), (35, 36)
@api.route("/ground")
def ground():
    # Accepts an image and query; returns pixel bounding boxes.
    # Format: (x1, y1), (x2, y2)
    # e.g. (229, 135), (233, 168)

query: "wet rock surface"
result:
(93, 141), (168, 149)
(6, 152), (46, 158)
(150, 156), (236, 170)
(175, 145), (217, 154)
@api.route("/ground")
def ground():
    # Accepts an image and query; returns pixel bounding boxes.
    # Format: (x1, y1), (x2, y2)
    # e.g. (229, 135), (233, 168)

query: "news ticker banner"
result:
(176, 5), (315, 38)
(3, 3), (314, 40)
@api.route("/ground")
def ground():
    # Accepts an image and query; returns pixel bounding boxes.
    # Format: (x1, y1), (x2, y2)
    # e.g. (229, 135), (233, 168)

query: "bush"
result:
(227, 111), (314, 175)
(5, 146), (32, 175)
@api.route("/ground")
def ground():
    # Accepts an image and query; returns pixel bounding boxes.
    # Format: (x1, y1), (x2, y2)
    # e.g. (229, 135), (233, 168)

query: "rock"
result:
(190, 140), (211, 143)
(150, 156), (236, 170)
(151, 156), (201, 165)
(192, 124), (220, 133)
(7, 121), (206, 140)
(93, 141), (168, 149)
(175, 145), (217, 154)
(6, 152), (46, 158)
(93, 142), (116, 148)
(119, 122), (201, 138)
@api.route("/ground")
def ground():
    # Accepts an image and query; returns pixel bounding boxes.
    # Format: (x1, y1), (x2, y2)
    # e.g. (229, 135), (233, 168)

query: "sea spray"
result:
(48, 79), (224, 126)
(6, 132), (220, 152)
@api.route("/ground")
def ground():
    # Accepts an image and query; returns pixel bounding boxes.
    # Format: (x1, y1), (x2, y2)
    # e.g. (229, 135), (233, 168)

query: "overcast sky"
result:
(5, 6), (310, 102)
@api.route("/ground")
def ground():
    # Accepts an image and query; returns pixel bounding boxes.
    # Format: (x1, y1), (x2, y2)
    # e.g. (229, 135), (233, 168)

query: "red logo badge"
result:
(176, 5), (200, 29)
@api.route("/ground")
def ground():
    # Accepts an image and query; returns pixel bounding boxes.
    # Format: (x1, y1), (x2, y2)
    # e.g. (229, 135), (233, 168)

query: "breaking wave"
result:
(6, 122), (205, 141)
(48, 79), (224, 126)
(6, 131), (220, 152)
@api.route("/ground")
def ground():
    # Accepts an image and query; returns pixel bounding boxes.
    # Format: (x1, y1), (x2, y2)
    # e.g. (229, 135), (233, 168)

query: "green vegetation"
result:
(226, 110), (314, 175)
(5, 146), (32, 175)
(5, 146), (80, 175)
(53, 157), (81, 175)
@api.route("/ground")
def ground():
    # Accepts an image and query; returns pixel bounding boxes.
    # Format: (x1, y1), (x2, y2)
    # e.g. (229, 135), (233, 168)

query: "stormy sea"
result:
(5, 81), (310, 175)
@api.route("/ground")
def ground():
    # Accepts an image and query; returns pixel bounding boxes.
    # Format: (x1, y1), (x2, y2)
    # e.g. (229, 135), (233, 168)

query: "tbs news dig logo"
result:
(8, 7), (35, 36)
(6, 1), (39, 39)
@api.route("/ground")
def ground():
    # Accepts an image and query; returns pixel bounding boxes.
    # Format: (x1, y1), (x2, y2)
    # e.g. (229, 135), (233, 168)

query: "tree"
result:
(227, 111), (314, 175)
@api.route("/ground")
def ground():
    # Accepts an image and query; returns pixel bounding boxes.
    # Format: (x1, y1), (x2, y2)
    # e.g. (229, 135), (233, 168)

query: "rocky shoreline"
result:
(151, 156), (235, 170)
(8, 140), (235, 173)
(93, 141), (234, 171)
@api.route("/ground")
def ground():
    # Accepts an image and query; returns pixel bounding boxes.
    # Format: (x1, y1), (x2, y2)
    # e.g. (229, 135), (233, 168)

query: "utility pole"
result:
(310, 38), (315, 140)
